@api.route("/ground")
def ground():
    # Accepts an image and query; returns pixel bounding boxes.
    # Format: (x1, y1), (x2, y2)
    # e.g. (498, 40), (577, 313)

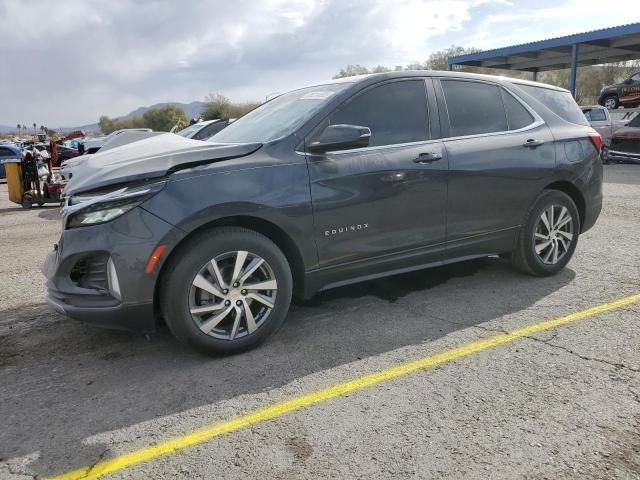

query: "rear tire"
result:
(511, 190), (580, 276)
(160, 227), (292, 355)
(602, 95), (619, 110)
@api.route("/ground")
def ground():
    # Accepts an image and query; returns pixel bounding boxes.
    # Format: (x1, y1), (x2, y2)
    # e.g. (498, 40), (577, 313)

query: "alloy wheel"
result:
(604, 97), (617, 109)
(189, 250), (277, 340)
(534, 205), (574, 265)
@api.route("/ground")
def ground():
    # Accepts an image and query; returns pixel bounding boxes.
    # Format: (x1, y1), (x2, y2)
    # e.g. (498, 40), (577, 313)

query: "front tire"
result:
(511, 190), (580, 276)
(160, 227), (293, 355)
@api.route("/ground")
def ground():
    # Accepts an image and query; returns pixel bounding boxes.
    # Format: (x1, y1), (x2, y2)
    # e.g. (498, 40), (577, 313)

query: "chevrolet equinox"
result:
(43, 72), (603, 354)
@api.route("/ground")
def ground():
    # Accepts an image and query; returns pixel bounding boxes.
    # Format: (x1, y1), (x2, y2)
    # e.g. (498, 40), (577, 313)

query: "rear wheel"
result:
(511, 190), (580, 276)
(160, 227), (293, 355)
(602, 95), (619, 110)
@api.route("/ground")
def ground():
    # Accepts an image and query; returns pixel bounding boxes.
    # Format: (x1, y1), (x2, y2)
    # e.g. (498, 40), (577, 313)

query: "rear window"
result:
(517, 84), (588, 126)
(582, 108), (607, 122)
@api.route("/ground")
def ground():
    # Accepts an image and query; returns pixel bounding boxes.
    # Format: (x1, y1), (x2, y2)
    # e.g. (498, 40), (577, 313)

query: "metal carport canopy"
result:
(447, 23), (640, 96)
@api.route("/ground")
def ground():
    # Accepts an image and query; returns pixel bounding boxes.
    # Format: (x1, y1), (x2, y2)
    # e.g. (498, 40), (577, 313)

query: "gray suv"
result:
(43, 72), (603, 354)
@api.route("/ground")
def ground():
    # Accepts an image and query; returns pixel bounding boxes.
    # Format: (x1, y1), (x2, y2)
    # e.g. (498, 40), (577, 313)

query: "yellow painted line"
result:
(47, 292), (640, 480)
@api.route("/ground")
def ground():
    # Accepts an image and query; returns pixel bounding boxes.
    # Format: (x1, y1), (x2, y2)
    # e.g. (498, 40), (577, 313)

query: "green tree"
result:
(141, 105), (188, 132)
(200, 94), (231, 120)
(200, 94), (260, 121)
(332, 46), (530, 80)
(99, 115), (116, 134)
(425, 45), (478, 70)
(370, 64), (392, 74)
(537, 61), (640, 104)
(99, 106), (184, 134)
(333, 64), (370, 79)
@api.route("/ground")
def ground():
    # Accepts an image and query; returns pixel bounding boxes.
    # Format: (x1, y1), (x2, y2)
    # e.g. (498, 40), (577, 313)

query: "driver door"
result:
(305, 79), (447, 271)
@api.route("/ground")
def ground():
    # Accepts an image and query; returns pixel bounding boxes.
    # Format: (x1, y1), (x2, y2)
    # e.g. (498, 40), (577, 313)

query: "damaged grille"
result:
(70, 254), (109, 290)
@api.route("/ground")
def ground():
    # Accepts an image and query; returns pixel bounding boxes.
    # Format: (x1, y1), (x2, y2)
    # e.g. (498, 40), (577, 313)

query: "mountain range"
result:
(0, 101), (206, 134)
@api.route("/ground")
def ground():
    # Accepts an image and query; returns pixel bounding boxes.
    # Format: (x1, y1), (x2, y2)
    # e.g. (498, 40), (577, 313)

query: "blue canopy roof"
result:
(448, 23), (640, 73)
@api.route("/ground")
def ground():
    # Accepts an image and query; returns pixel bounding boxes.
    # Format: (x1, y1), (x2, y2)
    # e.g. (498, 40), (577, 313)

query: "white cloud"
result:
(1, 0), (638, 127)
(468, 0), (640, 50)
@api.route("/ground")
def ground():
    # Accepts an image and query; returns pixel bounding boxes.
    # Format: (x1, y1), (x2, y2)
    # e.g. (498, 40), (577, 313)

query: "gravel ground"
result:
(0, 165), (639, 479)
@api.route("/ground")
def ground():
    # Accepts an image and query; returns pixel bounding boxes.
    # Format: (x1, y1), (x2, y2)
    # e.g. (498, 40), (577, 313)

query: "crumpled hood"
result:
(64, 133), (261, 195)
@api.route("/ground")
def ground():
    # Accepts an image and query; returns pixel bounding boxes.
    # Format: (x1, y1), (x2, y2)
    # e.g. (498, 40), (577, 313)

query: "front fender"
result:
(141, 162), (317, 270)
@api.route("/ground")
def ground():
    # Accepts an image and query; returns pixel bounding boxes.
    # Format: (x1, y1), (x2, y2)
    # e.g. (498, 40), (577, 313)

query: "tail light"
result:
(588, 132), (604, 152)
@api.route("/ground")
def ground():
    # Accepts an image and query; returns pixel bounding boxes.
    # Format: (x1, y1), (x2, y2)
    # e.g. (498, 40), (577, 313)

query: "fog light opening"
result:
(107, 257), (121, 301)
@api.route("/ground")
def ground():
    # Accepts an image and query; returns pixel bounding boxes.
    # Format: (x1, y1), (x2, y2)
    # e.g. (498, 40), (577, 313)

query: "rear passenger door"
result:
(435, 79), (556, 258)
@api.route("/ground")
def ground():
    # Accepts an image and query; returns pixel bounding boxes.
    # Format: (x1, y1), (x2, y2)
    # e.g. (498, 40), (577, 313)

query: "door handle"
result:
(523, 139), (545, 148)
(413, 152), (443, 164)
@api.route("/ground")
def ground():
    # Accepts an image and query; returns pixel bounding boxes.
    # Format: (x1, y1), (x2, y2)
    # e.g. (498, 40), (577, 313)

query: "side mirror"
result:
(307, 124), (371, 153)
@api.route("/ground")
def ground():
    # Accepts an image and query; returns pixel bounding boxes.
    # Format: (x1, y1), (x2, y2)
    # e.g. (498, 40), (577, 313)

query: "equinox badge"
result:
(325, 223), (369, 236)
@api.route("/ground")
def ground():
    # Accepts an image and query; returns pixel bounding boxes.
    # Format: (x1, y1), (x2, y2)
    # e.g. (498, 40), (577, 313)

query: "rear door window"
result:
(328, 80), (429, 147)
(516, 84), (588, 126)
(440, 80), (508, 137)
(501, 90), (535, 130)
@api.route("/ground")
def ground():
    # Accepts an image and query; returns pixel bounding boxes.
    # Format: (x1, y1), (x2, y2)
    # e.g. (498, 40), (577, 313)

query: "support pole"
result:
(569, 43), (578, 97)
(448, 63), (453, 71)
(532, 71), (538, 82)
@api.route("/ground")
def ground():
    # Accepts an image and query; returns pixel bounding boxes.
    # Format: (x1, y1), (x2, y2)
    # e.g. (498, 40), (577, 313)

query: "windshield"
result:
(209, 83), (350, 143)
(176, 124), (203, 137)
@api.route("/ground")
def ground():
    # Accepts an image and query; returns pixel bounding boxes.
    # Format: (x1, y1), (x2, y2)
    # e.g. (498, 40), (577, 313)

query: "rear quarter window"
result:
(501, 90), (535, 130)
(517, 84), (588, 126)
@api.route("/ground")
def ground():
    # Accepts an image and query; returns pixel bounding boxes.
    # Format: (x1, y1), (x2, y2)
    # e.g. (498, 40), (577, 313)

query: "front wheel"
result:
(511, 190), (580, 276)
(160, 227), (293, 355)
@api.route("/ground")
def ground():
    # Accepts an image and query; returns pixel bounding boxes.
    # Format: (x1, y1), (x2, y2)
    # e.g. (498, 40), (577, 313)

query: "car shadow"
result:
(0, 258), (575, 475)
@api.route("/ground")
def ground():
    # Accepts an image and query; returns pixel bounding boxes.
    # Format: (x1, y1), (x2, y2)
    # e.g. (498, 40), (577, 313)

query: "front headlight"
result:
(65, 181), (166, 228)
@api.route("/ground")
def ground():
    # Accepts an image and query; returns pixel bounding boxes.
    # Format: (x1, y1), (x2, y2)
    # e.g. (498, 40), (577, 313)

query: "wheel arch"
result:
(544, 181), (586, 232)
(154, 215), (307, 318)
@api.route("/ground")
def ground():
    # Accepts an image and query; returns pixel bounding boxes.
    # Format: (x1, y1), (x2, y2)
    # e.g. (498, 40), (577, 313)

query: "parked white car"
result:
(80, 128), (152, 154)
(61, 130), (161, 182)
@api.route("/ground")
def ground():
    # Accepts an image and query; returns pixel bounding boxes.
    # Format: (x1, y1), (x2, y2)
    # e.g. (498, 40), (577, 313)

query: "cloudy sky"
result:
(2, 0), (639, 127)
